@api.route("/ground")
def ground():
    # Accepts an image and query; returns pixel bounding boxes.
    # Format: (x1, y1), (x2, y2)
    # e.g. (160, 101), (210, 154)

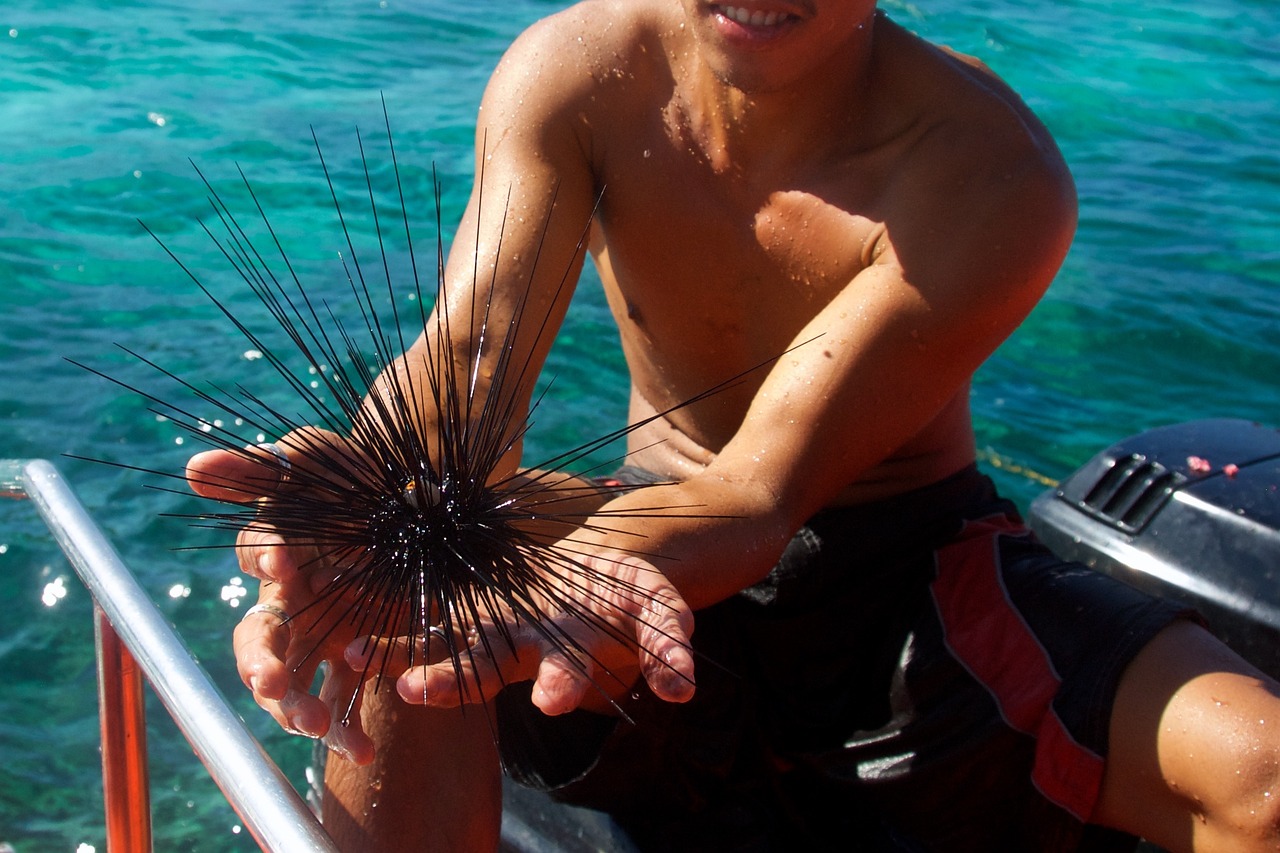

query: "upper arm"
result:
(711, 130), (1077, 524)
(443, 8), (602, 338)
(387, 9), (605, 466)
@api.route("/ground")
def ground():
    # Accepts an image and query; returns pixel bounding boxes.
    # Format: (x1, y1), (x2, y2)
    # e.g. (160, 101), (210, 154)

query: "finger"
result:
(234, 600), (331, 738)
(234, 524), (304, 583)
(317, 663), (375, 765)
(188, 427), (363, 504)
(277, 683), (331, 740)
(234, 600), (294, 700)
(269, 426), (373, 495)
(186, 444), (290, 503)
(574, 553), (697, 704)
(397, 624), (538, 708)
(235, 519), (328, 586)
(235, 639), (329, 740)
(233, 583), (317, 701)
(530, 640), (593, 716)
(344, 628), (458, 678)
(635, 585), (697, 704)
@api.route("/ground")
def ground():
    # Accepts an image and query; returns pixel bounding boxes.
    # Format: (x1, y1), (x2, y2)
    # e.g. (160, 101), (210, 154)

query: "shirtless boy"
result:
(190, 1), (1280, 850)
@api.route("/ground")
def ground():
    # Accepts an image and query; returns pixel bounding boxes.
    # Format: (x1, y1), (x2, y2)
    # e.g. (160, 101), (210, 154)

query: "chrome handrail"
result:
(2, 459), (338, 853)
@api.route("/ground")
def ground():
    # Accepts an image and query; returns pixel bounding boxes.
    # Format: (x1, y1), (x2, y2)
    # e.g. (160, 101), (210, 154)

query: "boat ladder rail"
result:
(1, 458), (339, 853)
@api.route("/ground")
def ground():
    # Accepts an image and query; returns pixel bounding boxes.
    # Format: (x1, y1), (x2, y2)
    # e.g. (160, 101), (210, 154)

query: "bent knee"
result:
(1098, 621), (1280, 851)
(1200, 742), (1280, 850)
(1161, 653), (1280, 849)
(1140, 686), (1280, 852)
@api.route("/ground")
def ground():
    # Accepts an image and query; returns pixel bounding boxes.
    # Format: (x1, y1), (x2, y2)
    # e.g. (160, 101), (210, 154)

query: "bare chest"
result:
(591, 139), (884, 368)
(604, 153), (875, 325)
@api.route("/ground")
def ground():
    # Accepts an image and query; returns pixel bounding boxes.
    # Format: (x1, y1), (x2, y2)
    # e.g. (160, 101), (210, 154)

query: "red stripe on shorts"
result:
(1033, 708), (1106, 821)
(931, 515), (1104, 821)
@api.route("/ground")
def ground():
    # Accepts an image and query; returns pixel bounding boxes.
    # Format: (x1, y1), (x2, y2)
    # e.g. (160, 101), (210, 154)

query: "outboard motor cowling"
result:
(1028, 418), (1280, 680)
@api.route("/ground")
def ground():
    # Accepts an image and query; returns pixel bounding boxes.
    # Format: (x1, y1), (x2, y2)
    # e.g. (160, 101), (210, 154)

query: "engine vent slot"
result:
(1076, 454), (1186, 533)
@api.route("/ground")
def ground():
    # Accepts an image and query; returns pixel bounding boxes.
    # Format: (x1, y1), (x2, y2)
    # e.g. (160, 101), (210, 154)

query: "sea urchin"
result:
(72, 103), (766, 723)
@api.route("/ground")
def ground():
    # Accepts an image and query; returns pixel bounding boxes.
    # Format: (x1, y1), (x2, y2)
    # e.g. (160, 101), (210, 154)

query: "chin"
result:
(707, 61), (803, 96)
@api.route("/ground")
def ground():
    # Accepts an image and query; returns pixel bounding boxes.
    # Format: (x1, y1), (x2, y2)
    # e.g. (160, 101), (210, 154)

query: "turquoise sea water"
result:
(0, 0), (1276, 849)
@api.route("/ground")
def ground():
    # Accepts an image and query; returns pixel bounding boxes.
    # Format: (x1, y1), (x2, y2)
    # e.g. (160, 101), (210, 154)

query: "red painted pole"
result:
(95, 604), (153, 853)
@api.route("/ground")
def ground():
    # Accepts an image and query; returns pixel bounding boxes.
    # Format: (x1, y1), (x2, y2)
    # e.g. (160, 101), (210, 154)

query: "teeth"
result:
(721, 6), (784, 27)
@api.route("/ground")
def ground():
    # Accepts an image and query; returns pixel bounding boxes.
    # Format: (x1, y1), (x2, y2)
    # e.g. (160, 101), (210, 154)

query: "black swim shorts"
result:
(495, 465), (1192, 851)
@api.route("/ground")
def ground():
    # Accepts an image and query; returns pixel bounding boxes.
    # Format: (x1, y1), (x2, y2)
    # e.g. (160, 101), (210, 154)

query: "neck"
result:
(682, 7), (881, 174)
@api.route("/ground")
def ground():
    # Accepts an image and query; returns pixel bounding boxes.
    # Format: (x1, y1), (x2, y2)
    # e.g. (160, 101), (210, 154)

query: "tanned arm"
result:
(403, 93), (1077, 712)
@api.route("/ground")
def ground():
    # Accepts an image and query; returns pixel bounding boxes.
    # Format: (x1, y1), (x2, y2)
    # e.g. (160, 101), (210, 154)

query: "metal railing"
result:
(2, 458), (339, 853)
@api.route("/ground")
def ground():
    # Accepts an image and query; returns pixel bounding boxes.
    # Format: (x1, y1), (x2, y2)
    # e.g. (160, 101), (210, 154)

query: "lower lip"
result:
(709, 7), (799, 45)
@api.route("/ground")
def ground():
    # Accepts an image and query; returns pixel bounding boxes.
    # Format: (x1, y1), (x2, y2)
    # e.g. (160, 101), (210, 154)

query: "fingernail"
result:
(658, 669), (694, 702)
(325, 736), (353, 761)
(285, 714), (321, 739)
(248, 676), (259, 695)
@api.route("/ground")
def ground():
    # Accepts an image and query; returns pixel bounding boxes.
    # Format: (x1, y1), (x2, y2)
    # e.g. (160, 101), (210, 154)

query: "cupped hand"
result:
(367, 552), (697, 717)
(188, 430), (379, 764)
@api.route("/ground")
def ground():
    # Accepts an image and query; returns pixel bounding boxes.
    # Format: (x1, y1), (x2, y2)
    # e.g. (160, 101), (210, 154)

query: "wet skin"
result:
(190, 2), (1280, 850)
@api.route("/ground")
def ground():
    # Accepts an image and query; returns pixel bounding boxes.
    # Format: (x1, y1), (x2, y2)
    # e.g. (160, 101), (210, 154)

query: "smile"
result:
(715, 5), (794, 28)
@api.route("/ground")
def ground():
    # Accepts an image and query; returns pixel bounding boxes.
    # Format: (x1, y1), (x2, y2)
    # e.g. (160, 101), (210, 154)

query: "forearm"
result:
(505, 468), (614, 543)
(356, 323), (528, 482)
(569, 473), (795, 612)
(361, 343), (616, 548)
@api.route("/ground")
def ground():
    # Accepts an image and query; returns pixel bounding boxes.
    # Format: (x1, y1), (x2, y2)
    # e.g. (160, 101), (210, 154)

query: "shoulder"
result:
(473, 0), (676, 175)
(871, 18), (1077, 298)
(484, 0), (672, 119)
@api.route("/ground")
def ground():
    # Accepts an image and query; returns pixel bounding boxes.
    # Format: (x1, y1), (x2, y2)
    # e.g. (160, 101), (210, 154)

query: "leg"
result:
(323, 685), (503, 852)
(1093, 620), (1280, 852)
